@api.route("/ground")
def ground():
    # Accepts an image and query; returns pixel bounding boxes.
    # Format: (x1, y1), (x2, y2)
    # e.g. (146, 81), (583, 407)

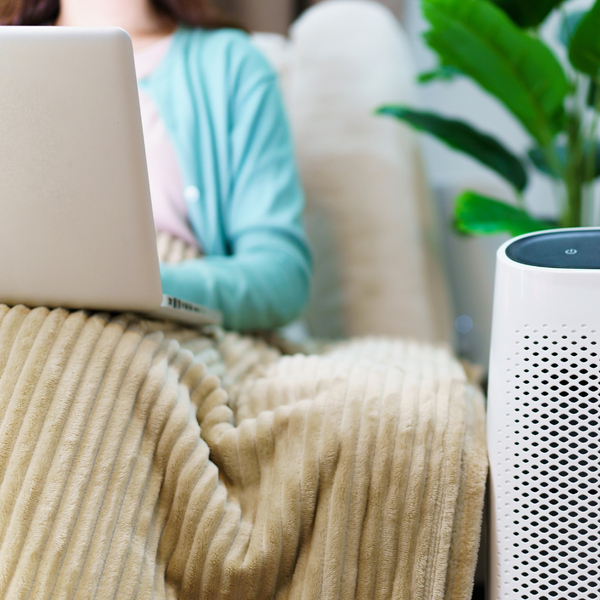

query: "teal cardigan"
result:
(139, 27), (312, 331)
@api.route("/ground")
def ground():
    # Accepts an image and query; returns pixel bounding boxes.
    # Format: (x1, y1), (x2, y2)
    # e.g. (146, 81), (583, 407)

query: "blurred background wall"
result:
(218, 0), (404, 34)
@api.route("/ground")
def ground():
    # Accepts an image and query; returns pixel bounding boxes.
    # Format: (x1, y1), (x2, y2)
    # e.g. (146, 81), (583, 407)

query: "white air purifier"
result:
(488, 228), (600, 600)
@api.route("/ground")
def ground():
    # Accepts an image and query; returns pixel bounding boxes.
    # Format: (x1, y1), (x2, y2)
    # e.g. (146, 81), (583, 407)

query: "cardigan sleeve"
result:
(160, 41), (312, 331)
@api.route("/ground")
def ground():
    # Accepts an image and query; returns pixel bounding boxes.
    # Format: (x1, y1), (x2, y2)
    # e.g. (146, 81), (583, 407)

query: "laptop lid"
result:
(0, 26), (164, 312)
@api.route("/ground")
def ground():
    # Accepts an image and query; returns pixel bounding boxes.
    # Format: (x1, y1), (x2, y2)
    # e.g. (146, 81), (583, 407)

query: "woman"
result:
(1, 0), (312, 331)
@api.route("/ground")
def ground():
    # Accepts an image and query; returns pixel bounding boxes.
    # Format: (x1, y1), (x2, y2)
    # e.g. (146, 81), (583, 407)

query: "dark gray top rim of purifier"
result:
(506, 229), (600, 269)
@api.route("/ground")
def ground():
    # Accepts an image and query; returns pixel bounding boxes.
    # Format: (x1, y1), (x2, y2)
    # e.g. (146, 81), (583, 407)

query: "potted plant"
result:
(377, 0), (600, 237)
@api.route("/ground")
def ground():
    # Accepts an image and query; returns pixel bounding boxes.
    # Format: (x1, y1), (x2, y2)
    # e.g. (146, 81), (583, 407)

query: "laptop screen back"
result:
(0, 27), (163, 312)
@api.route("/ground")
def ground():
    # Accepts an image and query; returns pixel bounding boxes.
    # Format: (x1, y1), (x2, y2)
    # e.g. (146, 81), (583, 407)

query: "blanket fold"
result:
(0, 305), (486, 599)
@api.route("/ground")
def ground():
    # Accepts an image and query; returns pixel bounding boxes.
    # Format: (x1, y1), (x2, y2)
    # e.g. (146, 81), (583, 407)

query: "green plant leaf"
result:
(528, 142), (600, 181)
(569, 0), (600, 76)
(454, 191), (557, 236)
(588, 79), (599, 108)
(527, 146), (566, 178)
(558, 10), (586, 47)
(377, 105), (528, 190)
(418, 64), (462, 83)
(491, 0), (565, 28)
(422, 0), (569, 145)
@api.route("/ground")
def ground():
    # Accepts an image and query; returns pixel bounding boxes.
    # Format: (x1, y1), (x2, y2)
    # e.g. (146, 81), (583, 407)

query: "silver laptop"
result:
(0, 26), (221, 327)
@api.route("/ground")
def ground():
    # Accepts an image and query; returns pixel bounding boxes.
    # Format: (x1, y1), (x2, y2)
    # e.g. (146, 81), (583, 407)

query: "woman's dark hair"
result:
(0, 0), (243, 29)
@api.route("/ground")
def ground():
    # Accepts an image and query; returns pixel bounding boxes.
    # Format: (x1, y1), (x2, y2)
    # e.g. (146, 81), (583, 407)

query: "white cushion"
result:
(253, 0), (452, 342)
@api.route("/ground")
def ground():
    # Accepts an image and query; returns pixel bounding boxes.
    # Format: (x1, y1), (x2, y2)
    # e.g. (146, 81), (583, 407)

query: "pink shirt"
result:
(134, 36), (200, 250)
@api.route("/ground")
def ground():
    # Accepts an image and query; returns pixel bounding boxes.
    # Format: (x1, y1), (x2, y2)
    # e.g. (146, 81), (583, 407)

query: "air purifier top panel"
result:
(506, 229), (600, 269)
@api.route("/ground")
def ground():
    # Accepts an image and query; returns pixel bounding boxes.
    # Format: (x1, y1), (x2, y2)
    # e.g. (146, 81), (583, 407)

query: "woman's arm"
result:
(160, 46), (312, 331)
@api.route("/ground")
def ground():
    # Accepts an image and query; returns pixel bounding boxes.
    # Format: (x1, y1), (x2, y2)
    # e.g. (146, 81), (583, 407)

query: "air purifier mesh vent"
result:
(499, 326), (600, 600)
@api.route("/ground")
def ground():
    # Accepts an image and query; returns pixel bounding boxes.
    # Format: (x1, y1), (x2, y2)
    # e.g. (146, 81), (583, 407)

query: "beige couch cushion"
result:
(253, 0), (452, 343)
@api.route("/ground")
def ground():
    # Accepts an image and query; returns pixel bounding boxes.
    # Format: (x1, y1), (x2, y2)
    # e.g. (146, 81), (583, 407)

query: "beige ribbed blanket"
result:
(0, 304), (486, 599)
